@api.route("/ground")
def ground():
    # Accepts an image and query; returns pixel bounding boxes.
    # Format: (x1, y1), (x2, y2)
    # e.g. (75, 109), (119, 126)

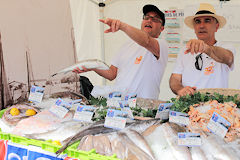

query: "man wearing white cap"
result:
(74, 4), (168, 99)
(170, 3), (235, 97)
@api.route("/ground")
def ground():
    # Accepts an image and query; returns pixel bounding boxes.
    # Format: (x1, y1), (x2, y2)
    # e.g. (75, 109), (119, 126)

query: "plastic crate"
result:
(41, 140), (66, 154)
(9, 133), (67, 154)
(67, 141), (119, 160)
(27, 138), (44, 148)
(10, 134), (29, 146)
(0, 108), (7, 118)
(0, 130), (10, 140)
(67, 141), (89, 158)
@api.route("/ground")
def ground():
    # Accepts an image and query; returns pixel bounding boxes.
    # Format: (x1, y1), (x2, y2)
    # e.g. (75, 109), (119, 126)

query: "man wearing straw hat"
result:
(170, 3), (235, 97)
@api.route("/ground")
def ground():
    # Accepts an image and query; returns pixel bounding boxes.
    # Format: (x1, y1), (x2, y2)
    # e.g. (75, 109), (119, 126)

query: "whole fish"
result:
(200, 134), (240, 160)
(117, 132), (154, 160)
(161, 123), (192, 160)
(56, 118), (161, 155)
(125, 129), (155, 160)
(12, 110), (74, 136)
(144, 123), (192, 160)
(190, 147), (208, 160)
(144, 124), (177, 160)
(109, 134), (127, 159)
(52, 59), (109, 77)
(78, 134), (112, 156)
(56, 123), (115, 155)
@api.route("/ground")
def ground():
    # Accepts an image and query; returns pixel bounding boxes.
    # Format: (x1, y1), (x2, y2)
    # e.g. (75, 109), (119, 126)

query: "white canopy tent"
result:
(0, 0), (239, 104)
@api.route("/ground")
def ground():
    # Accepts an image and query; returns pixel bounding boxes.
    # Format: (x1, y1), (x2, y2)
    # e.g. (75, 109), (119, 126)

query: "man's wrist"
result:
(176, 86), (184, 95)
(120, 22), (127, 31)
(205, 45), (213, 57)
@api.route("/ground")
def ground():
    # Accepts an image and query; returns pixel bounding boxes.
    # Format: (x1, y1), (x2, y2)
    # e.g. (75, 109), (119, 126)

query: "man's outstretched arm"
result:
(73, 65), (117, 81)
(99, 18), (160, 59)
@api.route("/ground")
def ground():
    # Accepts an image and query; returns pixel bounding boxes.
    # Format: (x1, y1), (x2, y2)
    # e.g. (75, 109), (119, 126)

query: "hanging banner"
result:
(161, 9), (184, 59)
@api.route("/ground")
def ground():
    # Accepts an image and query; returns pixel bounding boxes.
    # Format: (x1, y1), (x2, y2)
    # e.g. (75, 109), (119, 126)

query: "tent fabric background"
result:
(0, 0), (239, 101)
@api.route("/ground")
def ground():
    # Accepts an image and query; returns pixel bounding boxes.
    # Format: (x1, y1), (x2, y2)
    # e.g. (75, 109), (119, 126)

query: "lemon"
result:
(25, 109), (36, 116)
(10, 108), (20, 116)
(52, 140), (61, 146)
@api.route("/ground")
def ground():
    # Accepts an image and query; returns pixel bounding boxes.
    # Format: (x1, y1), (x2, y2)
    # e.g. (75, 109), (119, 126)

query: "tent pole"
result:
(99, 1), (106, 85)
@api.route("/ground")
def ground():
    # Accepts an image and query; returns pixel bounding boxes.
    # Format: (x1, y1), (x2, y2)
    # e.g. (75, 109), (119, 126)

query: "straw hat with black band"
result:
(184, 3), (226, 29)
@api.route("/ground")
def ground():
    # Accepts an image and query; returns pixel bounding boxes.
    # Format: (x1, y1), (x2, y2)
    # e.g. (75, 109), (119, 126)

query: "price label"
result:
(178, 132), (201, 147)
(107, 92), (122, 107)
(155, 103), (173, 120)
(119, 100), (129, 108)
(28, 85), (44, 103)
(119, 100), (134, 119)
(49, 98), (70, 118)
(109, 92), (122, 99)
(169, 111), (190, 126)
(207, 112), (231, 138)
(107, 99), (121, 108)
(69, 99), (82, 109)
(73, 105), (95, 122)
(69, 99), (82, 105)
(104, 109), (127, 130)
(125, 93), (137, 108)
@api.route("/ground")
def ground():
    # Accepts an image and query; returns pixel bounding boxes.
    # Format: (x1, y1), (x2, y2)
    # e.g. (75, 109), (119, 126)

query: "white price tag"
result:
(178, 132), (201, 147)
(155, 103), (173, 120)
(104, 109), (127, 130)
(49, 98), (70, 118)
(107, 99), (121, 108)
(28, 85), (44, 103)
(73, 105), (95, 122)
(125, 93), (137, 108)
(69, 99), (82, 109)
(207, 112), (231, 138)
(169, 111), (190, 126)
(69, 99), (82, 105)
(107, 92), (122, 107)
(109, 92), (122, 100)
(119, 101), (134, 119)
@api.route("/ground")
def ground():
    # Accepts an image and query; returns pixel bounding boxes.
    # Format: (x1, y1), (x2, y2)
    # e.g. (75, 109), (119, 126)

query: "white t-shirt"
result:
(173, 41), (235, 89)
(111, 38), (168, 99)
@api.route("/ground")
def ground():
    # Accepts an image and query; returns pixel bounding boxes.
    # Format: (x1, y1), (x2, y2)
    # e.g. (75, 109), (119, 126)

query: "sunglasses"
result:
(195, 53), (203, 70)
(143, 15), (162, 23)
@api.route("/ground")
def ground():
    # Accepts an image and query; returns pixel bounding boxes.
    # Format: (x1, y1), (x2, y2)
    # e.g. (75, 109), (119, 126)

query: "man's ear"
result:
(160, 26), (164, 32)
(215, 22), (219, 32)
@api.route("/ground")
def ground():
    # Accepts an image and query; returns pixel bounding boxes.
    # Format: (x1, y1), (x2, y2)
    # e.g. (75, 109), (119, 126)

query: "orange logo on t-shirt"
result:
(134, 56), (142, 64)
(204, 62), (214, 75)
